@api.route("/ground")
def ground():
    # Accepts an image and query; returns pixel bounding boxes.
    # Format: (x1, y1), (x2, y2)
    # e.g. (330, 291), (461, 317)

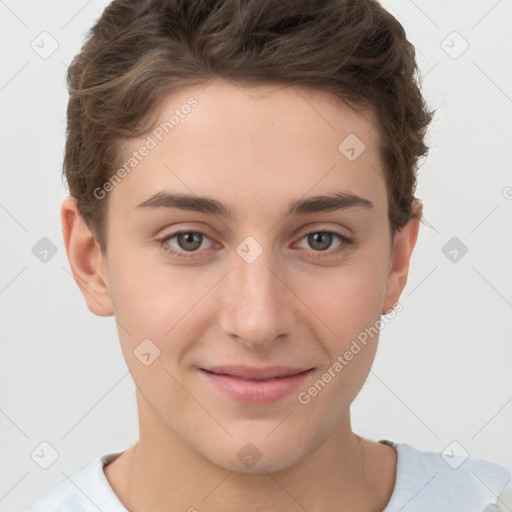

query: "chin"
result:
(199, 435), (311, 475)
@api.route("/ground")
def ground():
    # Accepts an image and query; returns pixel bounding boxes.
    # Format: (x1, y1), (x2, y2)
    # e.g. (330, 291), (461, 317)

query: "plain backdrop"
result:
(1, 1), (511, 511)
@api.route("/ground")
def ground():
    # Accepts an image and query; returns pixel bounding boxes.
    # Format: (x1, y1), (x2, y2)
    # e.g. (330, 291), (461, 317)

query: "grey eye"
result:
(307, 232), (333, 251)
(176, 232), (203, 251)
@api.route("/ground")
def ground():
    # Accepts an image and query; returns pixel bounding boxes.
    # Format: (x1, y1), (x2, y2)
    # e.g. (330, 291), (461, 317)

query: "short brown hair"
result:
(63, 0), (434, 253)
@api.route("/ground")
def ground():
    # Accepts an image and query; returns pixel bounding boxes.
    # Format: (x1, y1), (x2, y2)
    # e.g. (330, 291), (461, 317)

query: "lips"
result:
(199, 365), (313, 404)
(202, 365), (312, 380)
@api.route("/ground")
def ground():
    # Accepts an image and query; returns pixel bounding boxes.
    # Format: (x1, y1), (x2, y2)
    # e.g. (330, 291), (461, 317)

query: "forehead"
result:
(110, 78), (387, 220)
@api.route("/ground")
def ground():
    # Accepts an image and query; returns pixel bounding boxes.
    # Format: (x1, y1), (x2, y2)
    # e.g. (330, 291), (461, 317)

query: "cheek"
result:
(107, 251), (222, 372)
(107, 241), (206, 330)
(300, 256), (388, 343)
(297, 263), (386, 409)
(108, 258), (211, 413)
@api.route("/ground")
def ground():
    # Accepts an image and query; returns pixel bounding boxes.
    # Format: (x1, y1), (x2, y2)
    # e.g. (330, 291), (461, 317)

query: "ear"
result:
(381, 199), (422, 315)
(61, 196), (114, 317)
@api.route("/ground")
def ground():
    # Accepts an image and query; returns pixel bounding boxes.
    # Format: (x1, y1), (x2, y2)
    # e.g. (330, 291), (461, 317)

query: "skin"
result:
(62, 77), (422, 512)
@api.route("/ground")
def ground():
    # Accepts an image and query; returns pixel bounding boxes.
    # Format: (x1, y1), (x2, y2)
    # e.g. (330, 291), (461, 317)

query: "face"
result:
(78, 78), (415, 473)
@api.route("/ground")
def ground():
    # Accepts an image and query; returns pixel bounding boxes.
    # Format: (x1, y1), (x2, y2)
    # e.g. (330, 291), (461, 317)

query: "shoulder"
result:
(25, 451), (126, 512)
(380, 440), (512, 512)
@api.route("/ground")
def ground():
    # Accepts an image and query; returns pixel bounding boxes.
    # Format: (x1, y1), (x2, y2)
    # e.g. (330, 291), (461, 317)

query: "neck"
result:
(105, 393), (385, 512)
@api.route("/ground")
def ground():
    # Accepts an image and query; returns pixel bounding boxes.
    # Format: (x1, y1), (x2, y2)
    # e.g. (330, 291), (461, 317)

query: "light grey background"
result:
(1, 1), (511, 511)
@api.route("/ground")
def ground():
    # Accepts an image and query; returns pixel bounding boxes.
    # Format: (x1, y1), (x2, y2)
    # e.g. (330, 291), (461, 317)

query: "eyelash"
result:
(156, 229), (354, 260)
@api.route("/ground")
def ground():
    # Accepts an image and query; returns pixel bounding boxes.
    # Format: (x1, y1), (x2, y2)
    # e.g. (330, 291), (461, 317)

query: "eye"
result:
(157, 231), (214, 259)
(295, 230), (353, 256)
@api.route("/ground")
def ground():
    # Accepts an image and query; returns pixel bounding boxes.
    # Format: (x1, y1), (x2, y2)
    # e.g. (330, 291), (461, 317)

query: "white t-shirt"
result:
(26, 439), (512, 511)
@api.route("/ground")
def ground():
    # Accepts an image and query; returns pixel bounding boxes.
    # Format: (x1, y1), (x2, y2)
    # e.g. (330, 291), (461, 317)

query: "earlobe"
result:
(381, 200), (422, 315)
(61, 196), (114, 317)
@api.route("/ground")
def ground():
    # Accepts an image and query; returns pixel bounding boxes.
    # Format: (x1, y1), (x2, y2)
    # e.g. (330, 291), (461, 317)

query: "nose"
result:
(217, 238), (297, 350)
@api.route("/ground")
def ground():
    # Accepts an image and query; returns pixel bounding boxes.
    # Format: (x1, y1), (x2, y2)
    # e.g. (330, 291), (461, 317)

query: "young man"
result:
(27, 0), (512, 510)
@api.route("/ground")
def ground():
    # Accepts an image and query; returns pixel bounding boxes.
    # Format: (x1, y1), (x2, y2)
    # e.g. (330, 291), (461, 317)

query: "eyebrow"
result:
(135, 191), (374, 217)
